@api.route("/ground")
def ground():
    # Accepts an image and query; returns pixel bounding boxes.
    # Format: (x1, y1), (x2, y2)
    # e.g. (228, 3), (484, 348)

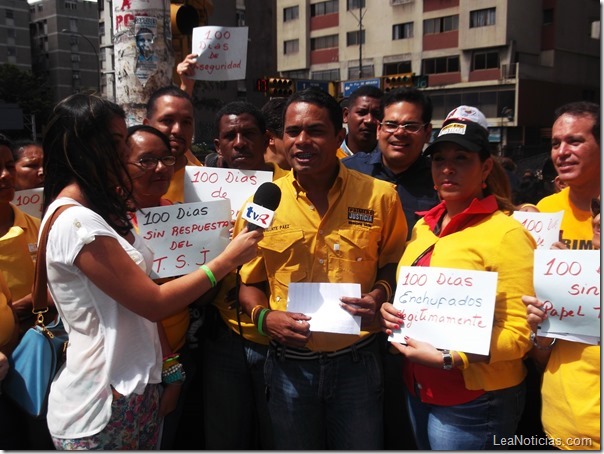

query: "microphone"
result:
(243, 182), (282, 231)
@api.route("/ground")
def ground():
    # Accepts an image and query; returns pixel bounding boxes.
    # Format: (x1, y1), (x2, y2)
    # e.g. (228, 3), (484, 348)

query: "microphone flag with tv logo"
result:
(242, 182), (282, 231)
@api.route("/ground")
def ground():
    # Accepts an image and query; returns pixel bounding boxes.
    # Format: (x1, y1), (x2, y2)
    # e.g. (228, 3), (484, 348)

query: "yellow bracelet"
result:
(456, 351), (470, 370)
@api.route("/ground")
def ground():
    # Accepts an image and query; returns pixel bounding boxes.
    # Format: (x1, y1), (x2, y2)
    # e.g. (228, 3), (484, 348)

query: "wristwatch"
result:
(441, 349), (453, 370)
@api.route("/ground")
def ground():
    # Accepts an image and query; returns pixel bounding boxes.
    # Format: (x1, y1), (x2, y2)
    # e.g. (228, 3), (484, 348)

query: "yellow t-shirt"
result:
(164, 154), (203, 204)
(0, 272), (17, 353)
(537, 188), (600, 450)
(236, 162), (407, 351)
(0, 204), (40, 300)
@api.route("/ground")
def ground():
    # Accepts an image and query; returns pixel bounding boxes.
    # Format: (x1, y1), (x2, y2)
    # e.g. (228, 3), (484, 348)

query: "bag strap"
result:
(32, 204), (77, 319)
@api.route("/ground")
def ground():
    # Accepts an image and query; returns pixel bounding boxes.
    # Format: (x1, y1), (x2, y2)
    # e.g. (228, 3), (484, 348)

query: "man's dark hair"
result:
(261, 97), (287, 137)
(554, 101), (600, 145)
(214, 101), (266, 137)
(346, 85), (384, 108)
(381, 87), (433, 125)
(145, 86), (193, 119)
(284, 88), (343, 132)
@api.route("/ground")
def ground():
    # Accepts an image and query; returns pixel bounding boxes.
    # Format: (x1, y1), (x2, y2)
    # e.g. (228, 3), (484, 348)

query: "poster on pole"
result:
(191, 26), (248, 80)
(136, 200), (231, 279)
(13, 188), (43, 218)
(183, 166), (273, 220)
(534, 249), (600, 340)
(389, 267), (498, 355)
(512, 210), (563, 249)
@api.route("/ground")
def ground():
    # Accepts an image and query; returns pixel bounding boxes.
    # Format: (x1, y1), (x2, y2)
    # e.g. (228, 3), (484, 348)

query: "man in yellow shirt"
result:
(525, 101), (600, 450)
(235, 89), (407, 449)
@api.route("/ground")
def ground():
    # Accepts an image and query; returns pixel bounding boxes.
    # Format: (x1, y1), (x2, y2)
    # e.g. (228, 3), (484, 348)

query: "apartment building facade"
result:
(275, 0), (600, 155)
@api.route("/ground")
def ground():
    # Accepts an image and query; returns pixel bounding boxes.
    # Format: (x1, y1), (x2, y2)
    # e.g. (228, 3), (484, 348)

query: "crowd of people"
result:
(0, 63), (599, 450)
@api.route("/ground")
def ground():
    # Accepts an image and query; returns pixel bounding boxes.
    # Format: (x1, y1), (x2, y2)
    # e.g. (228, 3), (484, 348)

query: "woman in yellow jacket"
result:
(380, 106), (535, 449)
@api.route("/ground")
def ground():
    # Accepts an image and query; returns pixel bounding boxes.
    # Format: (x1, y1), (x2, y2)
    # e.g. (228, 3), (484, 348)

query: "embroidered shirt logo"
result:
(348, 207), (374, 223)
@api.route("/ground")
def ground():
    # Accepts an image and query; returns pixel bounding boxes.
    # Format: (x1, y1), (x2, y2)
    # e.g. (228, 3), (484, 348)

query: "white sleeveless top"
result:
(44, 198), (162, 439)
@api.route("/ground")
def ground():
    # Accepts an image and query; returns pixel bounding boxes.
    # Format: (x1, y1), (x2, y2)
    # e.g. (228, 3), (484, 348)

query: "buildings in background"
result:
(0, 0), (599, 156)
(275, 0), (600, 158)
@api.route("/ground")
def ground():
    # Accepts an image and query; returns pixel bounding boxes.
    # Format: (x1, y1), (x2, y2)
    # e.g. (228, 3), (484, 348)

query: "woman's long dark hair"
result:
(42, 93), (134, 236)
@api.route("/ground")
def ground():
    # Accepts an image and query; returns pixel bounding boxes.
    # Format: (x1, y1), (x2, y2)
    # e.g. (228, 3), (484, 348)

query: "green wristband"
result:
(200, 265), (217, 288)
(257, 308), (270, 337)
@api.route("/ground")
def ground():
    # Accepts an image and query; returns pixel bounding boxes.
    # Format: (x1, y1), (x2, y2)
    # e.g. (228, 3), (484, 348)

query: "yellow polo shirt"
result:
(0, 204), (40, 301)
(536, 188), (600, 449)
(0, 272), (17, 354)
(236, 162), (407, 351)
(164, 153), (203, 204)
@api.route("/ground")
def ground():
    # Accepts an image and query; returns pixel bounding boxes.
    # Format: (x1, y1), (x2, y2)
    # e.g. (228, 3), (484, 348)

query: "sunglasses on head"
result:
(591, 197), (600, 218)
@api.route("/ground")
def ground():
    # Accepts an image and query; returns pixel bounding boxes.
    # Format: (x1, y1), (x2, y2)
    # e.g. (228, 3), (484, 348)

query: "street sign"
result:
(342, 78), (381, 98)
(295, 80), (330, 92)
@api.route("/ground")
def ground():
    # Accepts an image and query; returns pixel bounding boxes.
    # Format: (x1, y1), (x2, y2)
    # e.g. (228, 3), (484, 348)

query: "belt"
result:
(269, 334), (376, 361)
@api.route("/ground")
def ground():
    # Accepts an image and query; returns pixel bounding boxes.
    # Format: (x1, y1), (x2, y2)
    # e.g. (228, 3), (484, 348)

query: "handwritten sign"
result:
(13, 188), (43, 218)
(534, 249), (600, 339)
(287, 283), (361, 335)
(191, 26), (248, 80)
(389, 267), (498, 355)
(183, 166), (273, 220)
(513, 210), (563, 249)
(136, 200), (231, 278)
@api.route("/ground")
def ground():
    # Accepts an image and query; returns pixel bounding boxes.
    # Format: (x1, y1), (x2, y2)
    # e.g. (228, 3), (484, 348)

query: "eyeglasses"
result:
(591, 197), (600, 218)
(128, 155), (176, 170)
(379, 121), (427, 134)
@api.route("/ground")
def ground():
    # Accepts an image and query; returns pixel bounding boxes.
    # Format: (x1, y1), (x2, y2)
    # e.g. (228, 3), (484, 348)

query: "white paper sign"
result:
(191, 26), (248, 80)
(183, 166), (273, 220)
(389, 267), (498, 355)
(287, 283), (362, 335)
(512, 210), (564, 249)
(13, 188), (43, 218)
(534, 249), (601, 339)
(136, 200), (231, 278)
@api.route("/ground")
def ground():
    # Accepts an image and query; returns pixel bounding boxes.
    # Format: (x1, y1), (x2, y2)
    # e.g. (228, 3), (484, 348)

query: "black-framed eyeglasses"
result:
(128, 155), (176, 170)
(591, 197), (600, 217)
(379, 121), (427, 134)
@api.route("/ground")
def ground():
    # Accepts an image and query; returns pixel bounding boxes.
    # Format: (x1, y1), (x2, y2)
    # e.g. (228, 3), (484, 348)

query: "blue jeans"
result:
(407, 380), (526, 450)
(202, 318), (273, 449)
(265, 337), (384, 450)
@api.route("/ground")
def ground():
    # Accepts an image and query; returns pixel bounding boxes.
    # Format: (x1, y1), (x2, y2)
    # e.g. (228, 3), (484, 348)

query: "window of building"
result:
(7, 46), (16, 64)
(312, 68), (339, 80)
(348, 64), (374, 79)
(236, 9), (245, 26)
(470, 8), (496, 28)
(383, 61), (412, 75)
(423, 55), (460, 74)
(311, 0), (338, 17)
(99, 22), (105, 37)
(393, 22), (413, 40)
(347, 0), (365, 10)
(286, 69), (310, 79)
(65, 1), (77, 10)
(543, 8), (554, 25)
(69, 18), (77, 31)
(473, 50), (499, 70)
(346, 30), (365, 46)
(284, 39), (299, 55)
(424, 15), (458, 34)
(284, 5), (299, 21)
(311, 34), (338, 50)
(5, 9), (13, 18)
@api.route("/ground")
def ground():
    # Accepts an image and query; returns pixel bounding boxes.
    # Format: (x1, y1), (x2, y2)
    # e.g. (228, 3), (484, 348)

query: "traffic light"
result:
(170, 3), (200, 37)
(255, 78), (268, 93)
(267, 78), (294, 97)
(382, 72), (414, 92)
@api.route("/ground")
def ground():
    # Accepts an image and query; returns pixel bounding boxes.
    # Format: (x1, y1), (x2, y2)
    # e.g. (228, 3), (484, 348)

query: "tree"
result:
(0, 64), (53, 127)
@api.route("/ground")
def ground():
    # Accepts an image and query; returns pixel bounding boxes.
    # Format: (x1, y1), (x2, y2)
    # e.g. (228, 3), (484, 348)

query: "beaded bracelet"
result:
(374, 279), (393, 302)
(200, 265), (217, 288)
(162, 361), (186, 384)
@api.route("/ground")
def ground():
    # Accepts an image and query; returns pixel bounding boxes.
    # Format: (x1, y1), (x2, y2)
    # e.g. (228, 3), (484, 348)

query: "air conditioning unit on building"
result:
(390, 0), (413, 5)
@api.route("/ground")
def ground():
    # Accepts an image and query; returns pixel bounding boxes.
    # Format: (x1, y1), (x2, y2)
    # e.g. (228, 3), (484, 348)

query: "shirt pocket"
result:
(330, 227), (380, 286)
(272, 268), (307, 311)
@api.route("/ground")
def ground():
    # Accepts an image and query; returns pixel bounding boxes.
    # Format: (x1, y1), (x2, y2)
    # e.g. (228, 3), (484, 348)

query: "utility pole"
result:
(348, 4), (366, 79)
